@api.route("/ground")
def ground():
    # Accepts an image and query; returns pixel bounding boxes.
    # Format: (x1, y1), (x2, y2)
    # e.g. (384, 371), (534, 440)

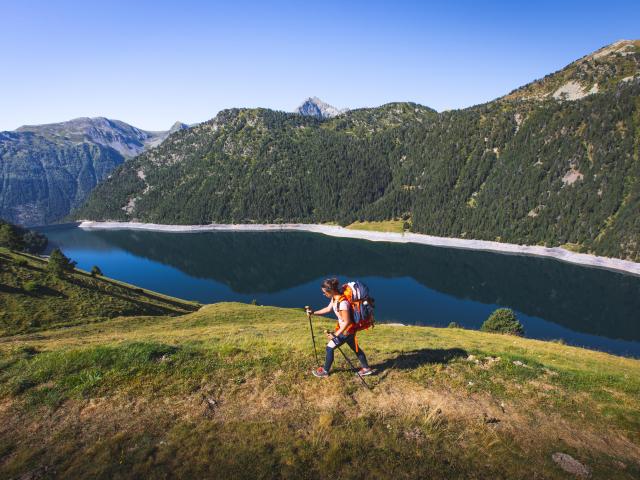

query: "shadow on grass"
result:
(0, 283), (23, 295)
(329, 347), (467, 383)
(372, 348), (467, 373)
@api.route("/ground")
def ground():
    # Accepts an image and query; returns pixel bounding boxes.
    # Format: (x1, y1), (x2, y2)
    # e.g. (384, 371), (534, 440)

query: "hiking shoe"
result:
(356, 367), (373, 376)
(313, 367), (329, 378)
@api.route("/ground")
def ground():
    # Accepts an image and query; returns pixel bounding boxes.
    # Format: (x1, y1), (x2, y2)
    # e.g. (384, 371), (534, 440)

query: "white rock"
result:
(552, 452), (591, 478)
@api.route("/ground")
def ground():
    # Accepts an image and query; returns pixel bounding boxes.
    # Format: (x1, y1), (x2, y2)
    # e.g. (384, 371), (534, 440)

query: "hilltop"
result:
(296, 97), (347, 119)
(504, 40), (640, 102)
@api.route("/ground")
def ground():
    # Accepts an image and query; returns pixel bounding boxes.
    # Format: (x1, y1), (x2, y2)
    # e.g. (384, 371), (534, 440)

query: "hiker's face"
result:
(322, 288), (332, 298)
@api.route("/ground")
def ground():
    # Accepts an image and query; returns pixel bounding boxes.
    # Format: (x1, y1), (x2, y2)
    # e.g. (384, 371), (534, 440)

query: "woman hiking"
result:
(307, 278), (373, 378)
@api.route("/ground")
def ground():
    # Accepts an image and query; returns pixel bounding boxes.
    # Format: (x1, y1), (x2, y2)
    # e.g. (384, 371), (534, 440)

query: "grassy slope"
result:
(0, 248), (199, 335)
(346, 220), (407, 233)
(0, 302), (638, 479)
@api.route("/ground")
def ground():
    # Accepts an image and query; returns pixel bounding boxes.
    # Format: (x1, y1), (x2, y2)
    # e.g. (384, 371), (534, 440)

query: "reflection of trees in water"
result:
(70, 229), (640, 341)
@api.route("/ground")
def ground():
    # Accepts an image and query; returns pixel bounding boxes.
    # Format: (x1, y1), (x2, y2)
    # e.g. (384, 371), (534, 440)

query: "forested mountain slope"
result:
(0, 118), (187, 226)
(73, 41), (640, 261)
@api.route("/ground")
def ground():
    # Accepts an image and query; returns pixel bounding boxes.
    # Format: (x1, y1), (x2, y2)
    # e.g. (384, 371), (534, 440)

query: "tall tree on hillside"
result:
(0, 223), (25, 251)
(47, 248), (77, 278)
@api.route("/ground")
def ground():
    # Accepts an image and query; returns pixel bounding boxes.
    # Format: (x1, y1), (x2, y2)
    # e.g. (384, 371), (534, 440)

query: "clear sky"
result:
(2, 0), (638, 131)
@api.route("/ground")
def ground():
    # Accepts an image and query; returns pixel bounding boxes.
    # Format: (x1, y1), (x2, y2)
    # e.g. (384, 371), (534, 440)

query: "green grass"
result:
(346, 220), (407, 233)
(0, 302), (639, 478)
(0, 247), (199, 335)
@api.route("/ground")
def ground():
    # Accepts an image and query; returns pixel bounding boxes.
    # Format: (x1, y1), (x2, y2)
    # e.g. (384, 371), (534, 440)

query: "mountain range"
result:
(2, 40), (638, 261)
(0, 118), (188, 226)
(73, 40), (640, 262)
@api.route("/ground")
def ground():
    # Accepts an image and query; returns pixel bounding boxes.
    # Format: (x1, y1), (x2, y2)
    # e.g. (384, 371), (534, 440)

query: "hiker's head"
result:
(321, 278), (342, 297)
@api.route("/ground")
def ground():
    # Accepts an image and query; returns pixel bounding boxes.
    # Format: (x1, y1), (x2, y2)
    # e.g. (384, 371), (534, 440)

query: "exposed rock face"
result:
(296, 97), (346, 119)
(1, 118), (187, 226)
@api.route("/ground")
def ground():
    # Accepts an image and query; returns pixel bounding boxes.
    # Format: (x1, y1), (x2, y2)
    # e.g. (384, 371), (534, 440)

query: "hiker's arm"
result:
(312, 301), (333, 316)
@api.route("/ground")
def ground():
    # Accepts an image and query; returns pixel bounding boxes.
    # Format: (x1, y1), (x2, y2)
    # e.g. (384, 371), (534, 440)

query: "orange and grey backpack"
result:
(338, 280), (375, 333)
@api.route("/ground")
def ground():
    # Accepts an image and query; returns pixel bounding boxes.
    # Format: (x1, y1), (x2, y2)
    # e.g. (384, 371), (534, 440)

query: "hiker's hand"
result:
(325, 330), (333, 340)
(304, 306), (313, 315)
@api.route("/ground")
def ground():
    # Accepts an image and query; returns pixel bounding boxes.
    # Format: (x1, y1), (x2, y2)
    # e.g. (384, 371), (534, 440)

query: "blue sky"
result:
(2, 0), (638, 131)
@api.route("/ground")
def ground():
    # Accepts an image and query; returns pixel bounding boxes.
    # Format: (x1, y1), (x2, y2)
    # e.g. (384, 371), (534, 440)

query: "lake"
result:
(41, 225), (640, 358)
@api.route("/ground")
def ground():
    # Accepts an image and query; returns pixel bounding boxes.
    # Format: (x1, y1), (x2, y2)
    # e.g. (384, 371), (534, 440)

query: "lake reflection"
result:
(41, 226), (640, 357)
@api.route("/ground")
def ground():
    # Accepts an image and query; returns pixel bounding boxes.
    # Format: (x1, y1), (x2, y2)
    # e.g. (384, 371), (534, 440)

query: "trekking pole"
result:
(304, 306), (320, 366)
(329, 332), (371, 390)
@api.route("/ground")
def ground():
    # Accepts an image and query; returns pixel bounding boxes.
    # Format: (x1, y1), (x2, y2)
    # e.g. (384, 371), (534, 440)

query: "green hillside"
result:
(72, 40), (640, 261)
(0, 247), (199, 335)
(0, 301), (638, 478)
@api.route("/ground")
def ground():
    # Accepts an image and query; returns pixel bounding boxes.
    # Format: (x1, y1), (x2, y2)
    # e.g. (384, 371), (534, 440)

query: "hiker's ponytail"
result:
(321, 278), (341, 294)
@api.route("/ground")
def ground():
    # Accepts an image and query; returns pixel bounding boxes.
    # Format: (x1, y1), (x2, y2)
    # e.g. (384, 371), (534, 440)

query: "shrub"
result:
(90, 265), (103, 277)
(47, 248), (76, 278)
(448, 322), (461, 328)
(23, 280), (41, 293)
(481, 308), (524, 336)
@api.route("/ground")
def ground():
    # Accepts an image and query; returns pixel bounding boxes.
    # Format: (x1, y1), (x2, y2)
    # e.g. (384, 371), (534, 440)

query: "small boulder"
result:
(552, 452), (591, 478)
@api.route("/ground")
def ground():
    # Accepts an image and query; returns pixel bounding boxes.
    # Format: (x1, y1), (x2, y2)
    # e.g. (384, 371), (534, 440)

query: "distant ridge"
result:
(1, 117), (188, 226)
(15, 117), (186, 159)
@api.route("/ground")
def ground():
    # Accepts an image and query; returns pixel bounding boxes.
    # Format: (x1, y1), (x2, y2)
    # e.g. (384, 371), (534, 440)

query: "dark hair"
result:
(321, 278), (341, 294)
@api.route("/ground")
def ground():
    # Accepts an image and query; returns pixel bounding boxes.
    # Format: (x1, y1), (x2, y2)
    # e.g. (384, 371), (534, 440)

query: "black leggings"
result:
(324, 333), (369, 372)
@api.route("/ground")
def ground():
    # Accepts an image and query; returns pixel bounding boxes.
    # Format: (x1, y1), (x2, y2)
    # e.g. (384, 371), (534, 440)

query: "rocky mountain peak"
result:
(296, 97), (346, 119)
(169, 121), (189, 133)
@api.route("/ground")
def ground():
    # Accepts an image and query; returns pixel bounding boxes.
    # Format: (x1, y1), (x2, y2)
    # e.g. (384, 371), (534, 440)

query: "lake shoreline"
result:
(77, 220), (640, 277)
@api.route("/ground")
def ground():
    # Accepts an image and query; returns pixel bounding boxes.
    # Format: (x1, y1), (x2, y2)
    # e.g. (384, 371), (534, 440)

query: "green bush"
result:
(23, 280), (41, 293)
(447, 322), (461, 328)
(90, 265), (103, 277)
(481, 308), (524, 336)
